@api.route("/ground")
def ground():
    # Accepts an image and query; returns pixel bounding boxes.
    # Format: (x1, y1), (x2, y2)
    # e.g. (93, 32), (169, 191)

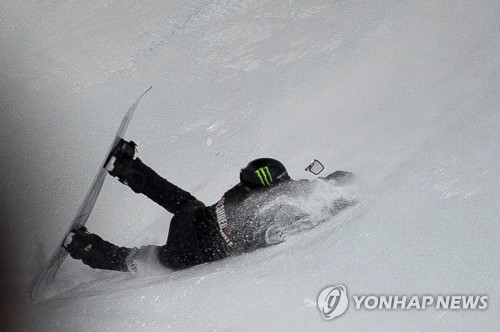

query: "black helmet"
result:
(240, 158), (291, 189)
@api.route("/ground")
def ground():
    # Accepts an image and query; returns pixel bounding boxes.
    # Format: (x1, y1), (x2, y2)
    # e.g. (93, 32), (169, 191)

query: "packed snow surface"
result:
(1, 0), (499, 330)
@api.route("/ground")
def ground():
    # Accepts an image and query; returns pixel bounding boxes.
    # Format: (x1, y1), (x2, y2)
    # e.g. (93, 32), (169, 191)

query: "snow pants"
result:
(73, 158), (228, 271)
(123, 158), (228, 269)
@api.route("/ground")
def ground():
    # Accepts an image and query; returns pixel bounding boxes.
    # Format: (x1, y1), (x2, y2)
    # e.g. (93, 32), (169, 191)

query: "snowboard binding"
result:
(105, 139), (146, 193)
(105, 139), (137, 173)
(62, 226), (93, 259)
(63, 226), (134, 272)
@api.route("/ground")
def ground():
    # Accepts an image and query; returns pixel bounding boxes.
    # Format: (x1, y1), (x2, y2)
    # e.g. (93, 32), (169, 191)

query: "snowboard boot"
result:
(105, 139), (146, 193)
(63, 226), (135, 272)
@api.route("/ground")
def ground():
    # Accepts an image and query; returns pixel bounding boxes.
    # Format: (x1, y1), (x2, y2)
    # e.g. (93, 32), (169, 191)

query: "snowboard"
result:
(30, 86), (152, 301)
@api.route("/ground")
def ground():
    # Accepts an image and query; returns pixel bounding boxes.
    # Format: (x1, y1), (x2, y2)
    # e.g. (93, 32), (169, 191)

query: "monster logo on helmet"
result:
(240, 158), (291, 189)
(254, 166), (273, 187)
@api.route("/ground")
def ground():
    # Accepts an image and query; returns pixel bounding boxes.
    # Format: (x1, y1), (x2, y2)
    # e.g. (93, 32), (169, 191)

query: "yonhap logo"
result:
(316, 284), (489, 321)
(317, 285), (349, 320)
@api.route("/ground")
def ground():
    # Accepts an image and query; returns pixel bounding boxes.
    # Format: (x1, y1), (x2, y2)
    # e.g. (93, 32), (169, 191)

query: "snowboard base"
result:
(30, 86), (151, 302)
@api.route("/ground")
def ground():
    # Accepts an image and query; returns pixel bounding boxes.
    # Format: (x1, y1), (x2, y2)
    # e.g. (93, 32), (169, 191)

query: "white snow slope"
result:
(1, 0), (499, 331)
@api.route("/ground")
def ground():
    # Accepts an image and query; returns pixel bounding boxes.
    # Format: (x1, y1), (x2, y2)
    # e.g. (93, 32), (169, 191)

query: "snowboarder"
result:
(64, 139), (353, 272)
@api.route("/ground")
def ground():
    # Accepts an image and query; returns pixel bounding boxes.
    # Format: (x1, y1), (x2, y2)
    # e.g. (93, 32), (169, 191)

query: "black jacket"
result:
(210, 170), (354, 256)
